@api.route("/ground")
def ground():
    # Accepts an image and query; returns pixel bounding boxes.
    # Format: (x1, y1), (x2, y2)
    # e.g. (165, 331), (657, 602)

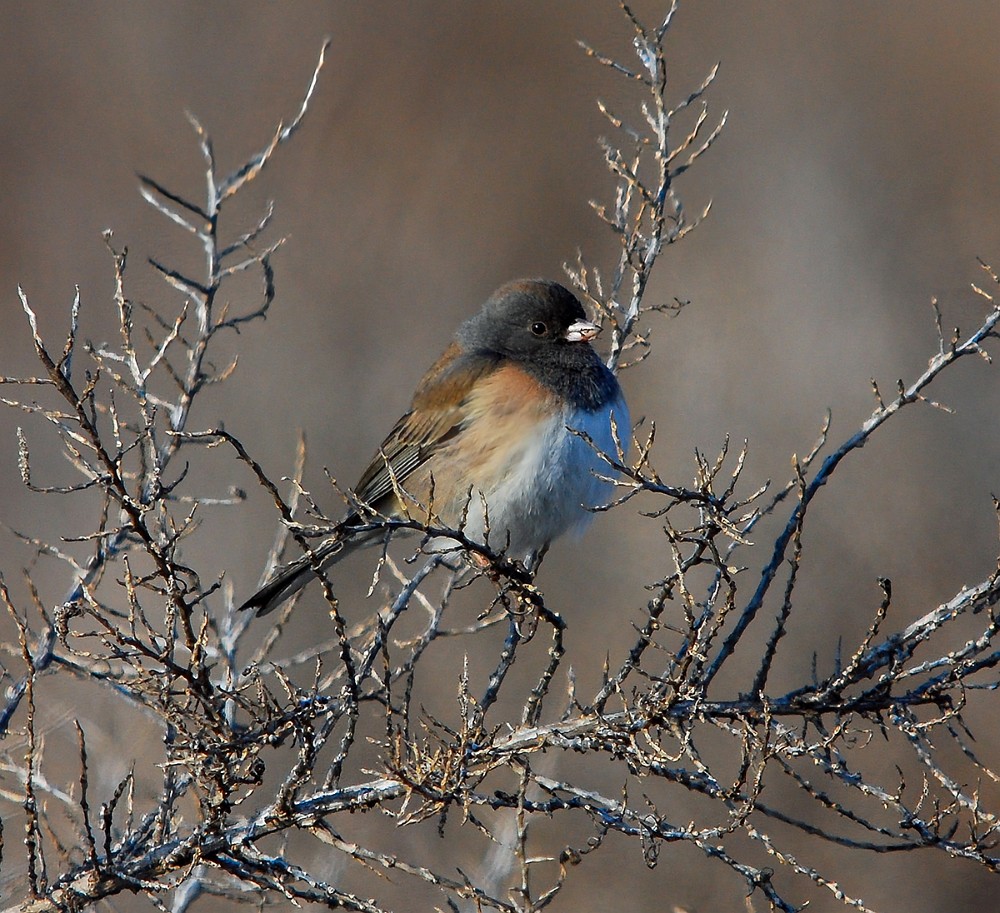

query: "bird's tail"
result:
(239, 536), (349, 617)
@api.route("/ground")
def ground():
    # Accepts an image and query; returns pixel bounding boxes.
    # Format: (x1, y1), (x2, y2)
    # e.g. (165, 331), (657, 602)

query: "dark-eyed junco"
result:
(240, 279), (629, 616)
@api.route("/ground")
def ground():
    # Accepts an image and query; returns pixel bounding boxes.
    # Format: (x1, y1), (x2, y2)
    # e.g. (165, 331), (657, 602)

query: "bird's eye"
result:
(530, 321), (547, 337)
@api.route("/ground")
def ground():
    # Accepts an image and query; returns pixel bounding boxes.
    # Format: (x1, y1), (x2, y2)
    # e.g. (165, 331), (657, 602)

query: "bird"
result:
(239, 279), (630, 616)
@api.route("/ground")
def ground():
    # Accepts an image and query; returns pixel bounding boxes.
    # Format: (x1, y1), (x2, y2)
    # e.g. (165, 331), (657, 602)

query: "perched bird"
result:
(240, 279), (629, 616)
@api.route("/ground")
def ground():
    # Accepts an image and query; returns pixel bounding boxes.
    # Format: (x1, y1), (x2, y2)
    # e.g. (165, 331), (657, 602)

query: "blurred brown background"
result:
(2, 2), (999, 911)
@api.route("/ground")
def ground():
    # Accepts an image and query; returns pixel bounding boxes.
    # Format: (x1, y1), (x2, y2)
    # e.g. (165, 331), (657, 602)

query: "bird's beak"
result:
(564, 319), (601, 343)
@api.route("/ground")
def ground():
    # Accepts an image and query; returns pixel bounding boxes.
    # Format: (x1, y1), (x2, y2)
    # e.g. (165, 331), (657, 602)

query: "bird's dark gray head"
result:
(457, 279), (595, 359)
(457, 279), (617, 410)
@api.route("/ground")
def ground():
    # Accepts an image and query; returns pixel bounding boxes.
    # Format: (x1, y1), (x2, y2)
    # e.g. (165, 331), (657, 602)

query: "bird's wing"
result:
(352, 345), (499, 511)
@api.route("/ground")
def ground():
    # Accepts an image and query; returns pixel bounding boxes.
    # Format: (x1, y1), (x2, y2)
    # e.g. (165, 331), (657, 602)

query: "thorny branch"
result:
(2, 7), (1000, 913)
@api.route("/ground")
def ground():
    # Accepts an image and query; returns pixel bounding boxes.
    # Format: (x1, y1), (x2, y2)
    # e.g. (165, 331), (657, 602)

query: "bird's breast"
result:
(425, 363), (628, 556)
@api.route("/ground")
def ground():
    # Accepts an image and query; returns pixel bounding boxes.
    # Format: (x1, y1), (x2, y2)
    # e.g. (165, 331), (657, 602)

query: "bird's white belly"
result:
(463, 395), (629, 557)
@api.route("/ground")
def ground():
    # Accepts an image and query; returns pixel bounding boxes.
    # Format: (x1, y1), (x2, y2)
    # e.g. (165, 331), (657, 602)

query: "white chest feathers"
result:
(462, 392), (630, 558)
